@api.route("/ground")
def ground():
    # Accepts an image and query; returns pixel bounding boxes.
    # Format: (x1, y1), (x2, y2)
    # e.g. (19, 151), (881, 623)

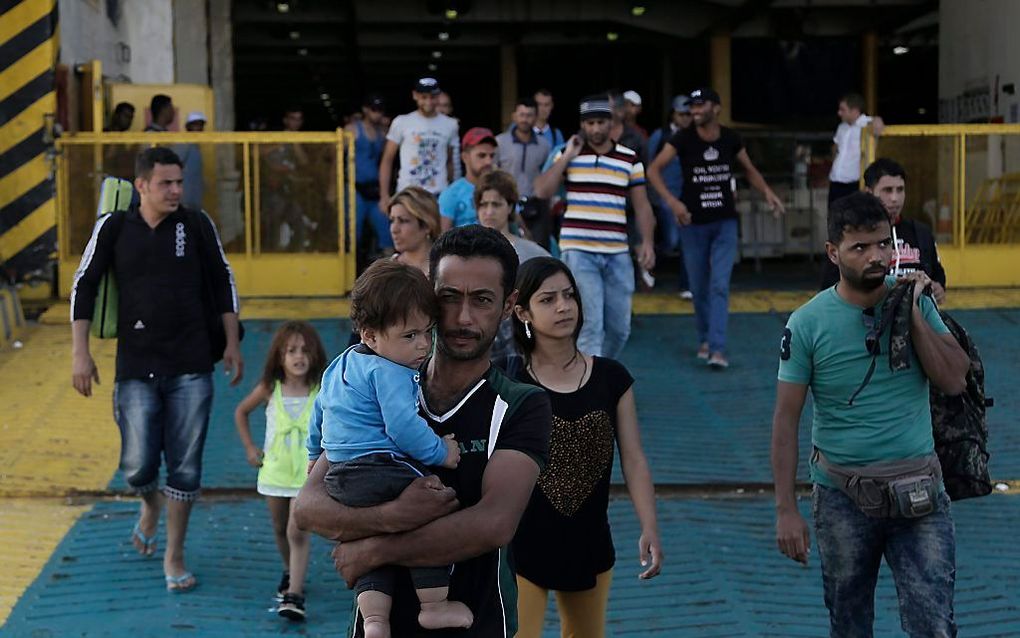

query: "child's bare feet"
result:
(418, 600), (473, 630)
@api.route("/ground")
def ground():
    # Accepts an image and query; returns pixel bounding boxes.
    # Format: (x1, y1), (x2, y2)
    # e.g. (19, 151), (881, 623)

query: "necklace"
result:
(529, 351), (588, 392)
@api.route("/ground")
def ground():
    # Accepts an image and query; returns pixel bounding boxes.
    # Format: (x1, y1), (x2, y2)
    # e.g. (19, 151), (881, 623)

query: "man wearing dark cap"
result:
(648, 87), (785, 369)
(647, 95), (695, 298)
(346, 94), (394, 252)
(439, 127), (498, 230)
(379, 77), (460, 211)
(534, 95), (656, 359)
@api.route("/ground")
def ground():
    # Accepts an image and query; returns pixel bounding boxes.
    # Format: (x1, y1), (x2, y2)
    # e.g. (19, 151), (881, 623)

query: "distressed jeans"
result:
(561, 250), (634, 359)
(113, 373), (213, 501)
(813, 485), (957, 638)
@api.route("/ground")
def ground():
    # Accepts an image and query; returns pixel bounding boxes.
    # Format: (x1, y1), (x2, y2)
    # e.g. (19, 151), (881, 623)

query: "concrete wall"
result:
(58, 0), (174, 84)
(940, 0), (1020, 123)
(173, 0), (209, 84)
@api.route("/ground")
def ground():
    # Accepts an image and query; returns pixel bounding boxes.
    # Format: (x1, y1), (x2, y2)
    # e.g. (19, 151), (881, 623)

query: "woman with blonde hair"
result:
(388, 186), (441, 275)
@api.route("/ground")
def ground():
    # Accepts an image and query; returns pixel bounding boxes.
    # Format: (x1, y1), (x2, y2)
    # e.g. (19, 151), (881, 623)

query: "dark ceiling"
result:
(231, 0), (939, 131)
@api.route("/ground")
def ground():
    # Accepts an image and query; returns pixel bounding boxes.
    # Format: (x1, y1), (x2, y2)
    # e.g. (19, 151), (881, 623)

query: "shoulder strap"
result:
(104, 208), (128, 240)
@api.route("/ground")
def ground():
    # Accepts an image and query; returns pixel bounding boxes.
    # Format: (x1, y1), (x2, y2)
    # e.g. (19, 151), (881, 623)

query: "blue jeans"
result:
(653, 205), (689, 290)
(678, 219), (738, 353)
(562, 250), (634, 358)
(813, 485), (957, 638)
(355, 192), (393, 248)
(113, 373), (214, 501)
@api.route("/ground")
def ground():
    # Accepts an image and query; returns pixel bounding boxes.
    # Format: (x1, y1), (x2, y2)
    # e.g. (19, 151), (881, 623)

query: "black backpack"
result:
(930, 311), (993, 500)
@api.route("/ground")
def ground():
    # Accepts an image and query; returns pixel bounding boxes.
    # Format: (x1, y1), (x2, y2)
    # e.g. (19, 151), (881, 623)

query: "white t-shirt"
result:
(829, 113), (872, 183)
(387, 110), (459, 194)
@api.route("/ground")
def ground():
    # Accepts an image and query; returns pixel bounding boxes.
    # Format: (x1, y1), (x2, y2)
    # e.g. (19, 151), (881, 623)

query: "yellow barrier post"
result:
(344, 130), (357, 294)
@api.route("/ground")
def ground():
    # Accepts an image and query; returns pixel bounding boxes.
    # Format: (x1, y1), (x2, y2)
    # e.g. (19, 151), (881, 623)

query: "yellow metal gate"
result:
(55, 131), (357, 297)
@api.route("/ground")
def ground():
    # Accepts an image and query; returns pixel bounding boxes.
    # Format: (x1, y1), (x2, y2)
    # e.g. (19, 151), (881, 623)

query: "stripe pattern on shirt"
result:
(559, 143), (645, 254)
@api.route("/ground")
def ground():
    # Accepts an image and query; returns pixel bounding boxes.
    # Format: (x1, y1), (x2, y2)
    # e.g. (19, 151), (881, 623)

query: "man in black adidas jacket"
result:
(70, 147), (242, 592)
(820, 158), (947, 303)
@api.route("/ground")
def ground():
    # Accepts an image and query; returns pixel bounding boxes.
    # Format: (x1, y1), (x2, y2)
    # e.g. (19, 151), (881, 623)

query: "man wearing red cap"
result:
(438, 127), (498, 231)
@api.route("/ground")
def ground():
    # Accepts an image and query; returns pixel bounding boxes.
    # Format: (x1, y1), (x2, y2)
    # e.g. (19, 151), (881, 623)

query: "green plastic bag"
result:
(90, 177), (134, 339)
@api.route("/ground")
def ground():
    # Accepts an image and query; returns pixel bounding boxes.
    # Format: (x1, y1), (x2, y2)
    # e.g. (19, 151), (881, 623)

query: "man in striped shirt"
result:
(534, 95), (656, 358)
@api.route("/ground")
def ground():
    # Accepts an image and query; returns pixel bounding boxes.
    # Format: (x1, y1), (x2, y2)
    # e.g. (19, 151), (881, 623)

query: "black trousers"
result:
(325, 453), (451, 596)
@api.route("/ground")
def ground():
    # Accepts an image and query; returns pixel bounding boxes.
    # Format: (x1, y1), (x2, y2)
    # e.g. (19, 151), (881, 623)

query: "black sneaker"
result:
(278, 592), (306, 621)
(275, 571), (290, 602)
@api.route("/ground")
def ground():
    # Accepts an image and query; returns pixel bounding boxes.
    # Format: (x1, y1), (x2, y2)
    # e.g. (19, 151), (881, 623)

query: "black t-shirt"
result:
(511, 357), (634, 591)
(349, 364), (551, 637)
(668, 125), (744, 224)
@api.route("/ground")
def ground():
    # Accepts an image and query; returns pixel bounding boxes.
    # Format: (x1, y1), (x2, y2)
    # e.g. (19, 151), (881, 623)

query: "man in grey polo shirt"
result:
(496, 97), (551, 246)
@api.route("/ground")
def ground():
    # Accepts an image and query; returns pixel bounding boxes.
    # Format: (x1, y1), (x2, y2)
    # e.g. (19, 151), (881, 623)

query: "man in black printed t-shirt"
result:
(295, 225), (552, 637)
(647, 87), (785, 370)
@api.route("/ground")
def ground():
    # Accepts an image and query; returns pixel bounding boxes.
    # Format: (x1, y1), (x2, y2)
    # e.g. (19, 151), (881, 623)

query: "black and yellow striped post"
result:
(0, 0), (58, 279)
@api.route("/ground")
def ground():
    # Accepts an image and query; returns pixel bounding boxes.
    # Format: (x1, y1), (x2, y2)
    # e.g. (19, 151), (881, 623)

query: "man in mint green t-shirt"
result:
(771, 192), (970, 637)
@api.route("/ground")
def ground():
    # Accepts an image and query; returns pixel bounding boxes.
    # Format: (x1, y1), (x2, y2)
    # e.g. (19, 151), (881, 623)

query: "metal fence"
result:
(863, 124), (1020, 287)
(55, 131), (357, 298)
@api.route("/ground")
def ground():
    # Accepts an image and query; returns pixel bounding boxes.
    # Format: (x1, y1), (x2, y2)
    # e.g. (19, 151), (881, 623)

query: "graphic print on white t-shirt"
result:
(388, 111), (458, 194)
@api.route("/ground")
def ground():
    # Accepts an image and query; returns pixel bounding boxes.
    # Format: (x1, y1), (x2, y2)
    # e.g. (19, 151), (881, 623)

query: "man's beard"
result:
(840, 262), (887, 291)
(437, 328), (494, 361)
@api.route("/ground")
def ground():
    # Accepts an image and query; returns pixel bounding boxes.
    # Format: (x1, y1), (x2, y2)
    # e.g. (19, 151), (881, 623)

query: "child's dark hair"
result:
(827, 192), (891, 244)
(429, 225), (519, 300)
(511, 257), (585, 364)
(261, 321), (328, 389)
(351, 260), (439, 333)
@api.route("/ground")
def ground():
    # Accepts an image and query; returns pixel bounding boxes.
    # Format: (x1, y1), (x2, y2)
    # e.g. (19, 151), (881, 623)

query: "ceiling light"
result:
(324, 100), (331, 107)
(918, 107), (927, 115)
(893, 46), (909, 55)
(432, 50), (442, 59)
(606, 31), (619, 42)
(276, 2), (290, 13)
(297, 48), (308, 56)
(445, 8), (458, 19)
(289, 31), (300, 40)
(320, 93), (329, 100)
(428, 63), (438, 71)
(439, 31), (451, 41)
(631, 5), (646, 17)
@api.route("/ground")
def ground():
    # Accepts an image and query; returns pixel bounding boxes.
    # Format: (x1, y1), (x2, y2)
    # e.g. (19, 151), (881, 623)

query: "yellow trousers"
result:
(515, 570), (613, 638)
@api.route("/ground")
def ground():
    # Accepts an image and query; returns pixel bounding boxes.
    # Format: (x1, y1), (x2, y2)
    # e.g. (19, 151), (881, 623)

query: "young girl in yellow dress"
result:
(235, 321), (327, 622)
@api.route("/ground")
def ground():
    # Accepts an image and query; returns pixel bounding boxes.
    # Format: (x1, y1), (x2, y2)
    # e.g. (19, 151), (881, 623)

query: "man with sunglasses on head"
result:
(771, 192), (969, 638)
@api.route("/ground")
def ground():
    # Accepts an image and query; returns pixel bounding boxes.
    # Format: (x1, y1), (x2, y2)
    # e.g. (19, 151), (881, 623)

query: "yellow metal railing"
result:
(862, 124), (1020, 286)
(55, 131), (358, 297)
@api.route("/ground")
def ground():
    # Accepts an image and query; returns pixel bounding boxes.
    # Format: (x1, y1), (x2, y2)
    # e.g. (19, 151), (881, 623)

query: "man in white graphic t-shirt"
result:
(379, 77), (460, 212)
